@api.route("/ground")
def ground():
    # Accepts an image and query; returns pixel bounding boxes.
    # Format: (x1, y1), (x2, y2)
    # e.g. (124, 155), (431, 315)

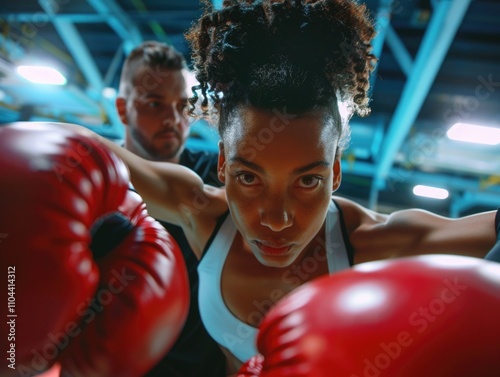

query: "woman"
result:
(71, 0), (498, 374)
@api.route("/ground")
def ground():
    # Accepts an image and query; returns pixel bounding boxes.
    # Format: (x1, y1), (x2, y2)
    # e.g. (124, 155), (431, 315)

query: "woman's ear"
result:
(217, 141), (226, 184)
(332, 154), (342, 192)
(115, 97), (128, 125)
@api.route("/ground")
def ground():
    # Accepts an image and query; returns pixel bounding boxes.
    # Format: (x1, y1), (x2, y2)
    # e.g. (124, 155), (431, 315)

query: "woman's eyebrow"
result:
(293, 161), (331, 174)
(229, 156), (330, 175)
(229, 157), (265, 174)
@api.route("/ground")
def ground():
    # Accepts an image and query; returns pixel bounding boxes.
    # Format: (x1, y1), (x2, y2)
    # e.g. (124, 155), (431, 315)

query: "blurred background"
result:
(1, 0), (499, 216)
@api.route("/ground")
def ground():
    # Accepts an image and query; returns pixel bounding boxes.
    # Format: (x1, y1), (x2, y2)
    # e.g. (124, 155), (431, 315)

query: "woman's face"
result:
(218, 105), (342, 268)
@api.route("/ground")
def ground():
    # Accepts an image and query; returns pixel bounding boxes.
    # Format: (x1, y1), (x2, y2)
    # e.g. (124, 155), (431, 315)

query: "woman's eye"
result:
(237, 173), (258, 186)
(297, 176), (321, 188)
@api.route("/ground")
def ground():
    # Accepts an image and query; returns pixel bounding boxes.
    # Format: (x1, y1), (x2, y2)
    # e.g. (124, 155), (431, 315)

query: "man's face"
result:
(119, 67), (190, 162)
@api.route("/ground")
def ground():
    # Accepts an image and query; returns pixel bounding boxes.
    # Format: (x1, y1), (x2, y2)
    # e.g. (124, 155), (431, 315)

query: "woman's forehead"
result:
(224, 106), (338, 140)
(222, 106), (339, 162)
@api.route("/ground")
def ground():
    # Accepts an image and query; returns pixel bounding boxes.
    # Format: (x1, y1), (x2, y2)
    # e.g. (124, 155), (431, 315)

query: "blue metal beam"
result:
(369, 0), (394, 95)
(371, 0), (394, 59)
(373, 0), (472, 191)
(342, 159), (500, 213)
(212, 0), (224, 10)
(0, 35), (25, 61)
(104, 42), (125, 88)
(0, 11), (201, 24)
(86, 0), (143, 54)
(0, 13), (108, 23)
(385, 25), (413, 77)
(450, 191), (500, 218)
(35, 6), (123, 135)
(33, 0), (130, 135)
(342, 160), (500, 194)
(44, 18), (103, 93)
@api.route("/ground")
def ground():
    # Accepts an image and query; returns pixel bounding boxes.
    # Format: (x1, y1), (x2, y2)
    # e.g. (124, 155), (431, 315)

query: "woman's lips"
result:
(254, 241), (292, 256)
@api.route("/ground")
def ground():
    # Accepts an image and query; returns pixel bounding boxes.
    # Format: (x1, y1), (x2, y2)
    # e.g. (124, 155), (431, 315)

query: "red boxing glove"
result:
(0, 122), (189, 377)
(244, 255), (500, 377)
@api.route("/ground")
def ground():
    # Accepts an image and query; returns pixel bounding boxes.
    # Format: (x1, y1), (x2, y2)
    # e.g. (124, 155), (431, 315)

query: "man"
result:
(116, 40), (226, 377)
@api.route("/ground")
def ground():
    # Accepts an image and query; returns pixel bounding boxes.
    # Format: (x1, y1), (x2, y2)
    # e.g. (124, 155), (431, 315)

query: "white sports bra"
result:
(197, 200), (353, 363)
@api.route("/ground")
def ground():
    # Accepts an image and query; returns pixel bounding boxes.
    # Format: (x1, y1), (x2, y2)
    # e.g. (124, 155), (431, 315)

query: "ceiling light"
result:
(447, 122), (500, 145)
(102, 87), (117, 99)
(413, 185), (449, 200)
(16, 65), (67, 85)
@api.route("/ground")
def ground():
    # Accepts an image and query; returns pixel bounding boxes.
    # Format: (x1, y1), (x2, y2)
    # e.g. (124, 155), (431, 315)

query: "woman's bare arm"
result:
(335, 197), (497, 263)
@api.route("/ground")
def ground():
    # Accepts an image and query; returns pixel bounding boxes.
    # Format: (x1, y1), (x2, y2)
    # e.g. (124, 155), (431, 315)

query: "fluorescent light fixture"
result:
(447, 122), (500, 145)
(413, 185), (449, 200)
(102, 87), (117, 99)
(16, 65), (67, 85)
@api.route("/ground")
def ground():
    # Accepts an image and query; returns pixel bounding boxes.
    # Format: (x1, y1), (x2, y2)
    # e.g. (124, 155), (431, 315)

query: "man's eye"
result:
(297, 176), (321, 188)
(147, 101), (161, 108)
(237, 173), (258, 186)
(179, 103), (190, 116)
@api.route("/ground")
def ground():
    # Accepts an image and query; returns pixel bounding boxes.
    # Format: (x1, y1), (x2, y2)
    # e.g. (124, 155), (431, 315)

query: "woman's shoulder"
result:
(181, 186), (229, 259)
(332, 195), (388, 230)
(201, 185), (229, 221)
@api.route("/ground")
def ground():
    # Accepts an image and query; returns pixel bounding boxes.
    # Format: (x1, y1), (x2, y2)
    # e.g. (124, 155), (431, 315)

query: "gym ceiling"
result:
(1, 0), (499, 216)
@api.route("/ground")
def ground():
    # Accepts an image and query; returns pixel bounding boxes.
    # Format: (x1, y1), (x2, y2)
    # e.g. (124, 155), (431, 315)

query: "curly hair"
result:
(186, 0), (376, 148)
(119, 40), (187, 96)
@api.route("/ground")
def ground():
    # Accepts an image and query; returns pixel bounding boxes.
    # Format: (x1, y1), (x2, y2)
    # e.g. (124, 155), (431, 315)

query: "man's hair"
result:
(118, 40), (187, 96)
(186, 0), (376, 150)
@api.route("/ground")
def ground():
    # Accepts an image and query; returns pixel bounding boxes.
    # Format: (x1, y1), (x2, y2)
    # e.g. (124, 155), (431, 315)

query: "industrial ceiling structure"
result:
(1, 0), (499, 216)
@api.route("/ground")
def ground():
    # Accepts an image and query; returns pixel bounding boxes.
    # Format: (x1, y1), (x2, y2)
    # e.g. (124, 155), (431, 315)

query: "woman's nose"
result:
(259, 195), (293, 231)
